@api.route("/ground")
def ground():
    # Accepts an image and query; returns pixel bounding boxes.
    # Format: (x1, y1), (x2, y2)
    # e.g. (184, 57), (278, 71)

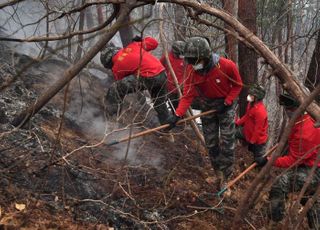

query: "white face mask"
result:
(192, 63), (204, 70)
(179, 55), (184, 59)
(247, 95), (254, 102)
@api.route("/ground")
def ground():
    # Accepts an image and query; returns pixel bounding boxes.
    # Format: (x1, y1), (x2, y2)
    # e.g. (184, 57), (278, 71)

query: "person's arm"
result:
(236, 114), (247, 126)
(175, 68), (197, 117)
(273, 154), (298, 168)
(236, 104), (250, 126)
(224, 61), (243, 105)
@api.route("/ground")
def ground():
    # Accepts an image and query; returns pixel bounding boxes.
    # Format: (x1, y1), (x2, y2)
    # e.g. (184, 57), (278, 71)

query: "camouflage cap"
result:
(183, 37), (211, 61)
(248, 84), (266, 101)
(172, 41), (186, 57)
(100, 46), (121, 69)
(279, 93), (300, 108)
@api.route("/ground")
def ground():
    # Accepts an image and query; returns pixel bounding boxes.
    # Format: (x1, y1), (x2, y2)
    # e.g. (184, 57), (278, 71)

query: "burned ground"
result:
(0, 41), (309, 230)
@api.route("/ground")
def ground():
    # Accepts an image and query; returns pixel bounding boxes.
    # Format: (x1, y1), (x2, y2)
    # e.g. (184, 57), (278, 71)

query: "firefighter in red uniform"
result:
(262, 93), (320, 229)
(236, 84), (268, 166)
(167, 37), (243, 189)
(100, 36), (171, 124)
(160, 41), (185, 109)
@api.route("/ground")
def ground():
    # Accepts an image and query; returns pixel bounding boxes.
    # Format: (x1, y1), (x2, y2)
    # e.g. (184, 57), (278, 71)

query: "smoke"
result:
(106, 128), (163, 168)
(0, 1), (164, 169)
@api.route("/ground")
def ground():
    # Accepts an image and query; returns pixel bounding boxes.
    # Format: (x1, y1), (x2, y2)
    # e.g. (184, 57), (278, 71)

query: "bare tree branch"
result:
(0, 0), (25, 10)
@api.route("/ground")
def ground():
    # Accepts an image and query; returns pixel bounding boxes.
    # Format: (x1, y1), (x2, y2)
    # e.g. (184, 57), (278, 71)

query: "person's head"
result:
(183, 37), (212, 71)
(100, 45), (121, 69)
(247, 84), (266, 103)
(171, 41), (186, 58)
(279, 93), (300, 118)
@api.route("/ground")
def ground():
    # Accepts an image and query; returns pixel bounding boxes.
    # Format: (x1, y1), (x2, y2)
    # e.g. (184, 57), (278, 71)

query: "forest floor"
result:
(0, 38), (310, 230)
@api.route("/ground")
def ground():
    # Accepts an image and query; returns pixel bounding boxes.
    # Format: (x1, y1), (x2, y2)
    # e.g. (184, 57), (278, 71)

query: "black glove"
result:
(132, 35), (142, 42)
(215, 102), (231, 114)
(166, 114), (180, 130)
(255, 156), (268, 167)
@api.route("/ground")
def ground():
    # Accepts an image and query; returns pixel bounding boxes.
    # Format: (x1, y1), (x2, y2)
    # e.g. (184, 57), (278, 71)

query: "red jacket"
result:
(274, 114), (320, 168)
(111, 37), (165, 80)
(175, 57), (243, 117)
(160, 52), (185, 93)
(236, 101), (268, 144)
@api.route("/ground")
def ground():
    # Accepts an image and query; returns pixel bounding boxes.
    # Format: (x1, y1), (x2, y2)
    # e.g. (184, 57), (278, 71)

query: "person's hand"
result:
(165, 114), (180, 130)
(235, 119), (240, 126)
(255, 156), (268, 167)
(216, 102), (231, 114)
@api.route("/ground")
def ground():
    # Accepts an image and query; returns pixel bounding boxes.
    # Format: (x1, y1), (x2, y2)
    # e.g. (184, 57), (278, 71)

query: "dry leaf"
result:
(0, 206), (2, 217)
(205, 177), (215, 184)
(15, 203), (26, 211)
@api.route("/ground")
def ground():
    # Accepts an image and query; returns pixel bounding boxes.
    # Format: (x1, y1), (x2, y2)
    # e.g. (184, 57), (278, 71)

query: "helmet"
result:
(100, 46), (121, 69)
(248, 84), (266, 101)
(184, 37), (211, 64)
(279, 93), (300, 108)
(172, 41), (186, 57)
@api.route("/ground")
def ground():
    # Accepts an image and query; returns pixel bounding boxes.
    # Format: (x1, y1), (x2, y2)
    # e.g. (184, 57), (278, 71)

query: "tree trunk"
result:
(238, 0), (257, 116)
(115, 5), (134, 47)
(117, 15), (134, 47)
(96, 4), (104, 24)
(222, 0), (238, 62)
(173, 4), (187, 40)
(284, 0), (294, 69)
(305, 30), (320, 103)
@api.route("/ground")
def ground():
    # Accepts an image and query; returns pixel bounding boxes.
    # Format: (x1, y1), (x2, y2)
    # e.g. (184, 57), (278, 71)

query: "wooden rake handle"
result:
(107, 109), (216, 146)
(217, 144), (278, 196)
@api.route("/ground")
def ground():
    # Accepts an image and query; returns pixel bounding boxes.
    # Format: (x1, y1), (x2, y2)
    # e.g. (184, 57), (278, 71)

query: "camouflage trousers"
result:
(235, 126), (266, 165)
(269, 166), (320, 229)
(200, 98), (236, 179)
(104, 72), (171, 124)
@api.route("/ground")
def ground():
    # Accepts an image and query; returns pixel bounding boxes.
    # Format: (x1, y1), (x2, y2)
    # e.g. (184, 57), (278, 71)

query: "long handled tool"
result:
(217, 144), (278, 197)
(106, 109), (215, 146)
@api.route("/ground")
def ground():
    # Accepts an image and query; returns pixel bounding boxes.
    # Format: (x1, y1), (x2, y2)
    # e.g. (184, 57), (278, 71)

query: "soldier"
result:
(166, 37), (243, 189)
(160, 41), (186, 109)
(263, 93), (320, 229)
(236, 84), (268, 167)
(100, 36), (171, 125)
